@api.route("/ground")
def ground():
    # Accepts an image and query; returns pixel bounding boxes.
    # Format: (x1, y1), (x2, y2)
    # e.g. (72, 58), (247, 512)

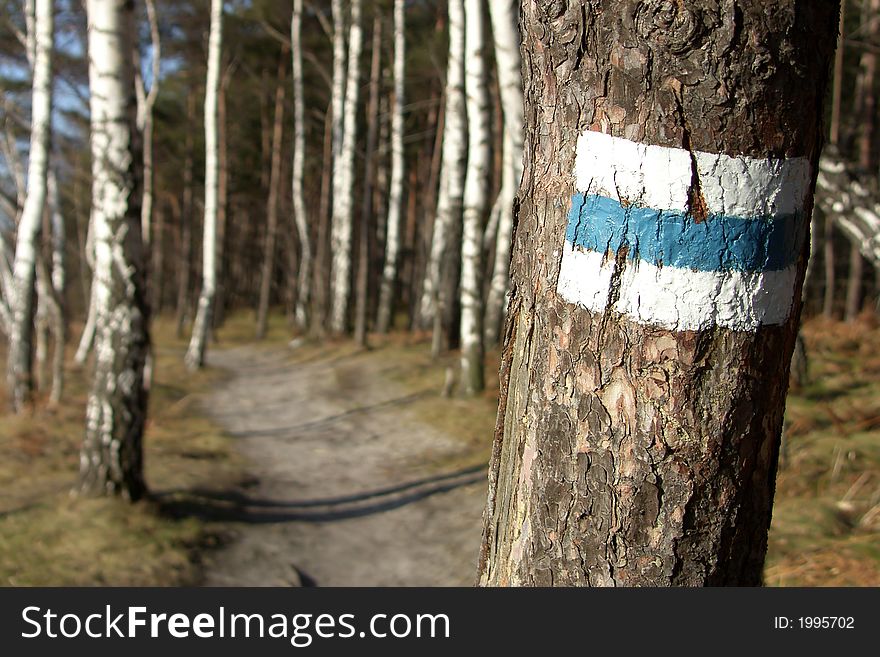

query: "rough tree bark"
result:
(459, 0), (492, 394)
(185, 0), (222, 369)
(377, 0), (406, 334)
(79, 0), (150, 500)
(478, 0), (839, 586)
(6, 0), (53, 411)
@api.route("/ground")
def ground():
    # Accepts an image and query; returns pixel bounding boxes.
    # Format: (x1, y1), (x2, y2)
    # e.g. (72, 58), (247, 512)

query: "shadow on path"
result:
(157, 464), (486, 524)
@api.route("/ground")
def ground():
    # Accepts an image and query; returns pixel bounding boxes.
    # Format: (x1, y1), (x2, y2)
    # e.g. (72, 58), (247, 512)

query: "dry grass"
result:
(765, 315), (880, 586)
(0, 315), (248, 586)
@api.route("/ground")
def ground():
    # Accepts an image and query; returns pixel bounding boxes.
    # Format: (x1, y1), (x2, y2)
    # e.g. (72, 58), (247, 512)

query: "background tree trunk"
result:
(478, 0), (839, 586)
(291, 0), (311, 330)
(377, 0), (406, 334)
(354, 15), (382, 347)
(329, 0), (363, 334)
(6, 0), (53, 412)
(483, 0), (524, 347)
(186, 0), (222, 369)
(256, 48), (287, 340)
(419, 0), (466, 339)
(459, 0), (491, 394)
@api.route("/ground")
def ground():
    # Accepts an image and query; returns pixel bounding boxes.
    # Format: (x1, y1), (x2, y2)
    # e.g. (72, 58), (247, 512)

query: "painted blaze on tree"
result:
(478, 1), (840, 586)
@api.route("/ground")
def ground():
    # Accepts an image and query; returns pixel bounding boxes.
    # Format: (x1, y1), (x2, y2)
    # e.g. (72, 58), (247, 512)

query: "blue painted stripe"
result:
(565, 193), (804, 273)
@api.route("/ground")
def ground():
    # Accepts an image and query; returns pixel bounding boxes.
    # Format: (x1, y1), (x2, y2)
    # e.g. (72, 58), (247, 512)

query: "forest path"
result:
(198, 343), (487, 586)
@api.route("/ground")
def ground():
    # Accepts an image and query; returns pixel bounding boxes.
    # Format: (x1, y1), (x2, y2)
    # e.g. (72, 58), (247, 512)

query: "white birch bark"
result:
(6, 0), (53, 411)
(135, 0), (160, 244)
(330, 0), (347, 163)
(484, 0), (524, 345)
(418, 0), (467, 330)
(185, 0), (222, 370)
(377, 0), (406, 334)
(329, 0), (362, 333)
(79, 0), (149, 499)
(459, 0), (491, 394)
(291, 0), (311, 329)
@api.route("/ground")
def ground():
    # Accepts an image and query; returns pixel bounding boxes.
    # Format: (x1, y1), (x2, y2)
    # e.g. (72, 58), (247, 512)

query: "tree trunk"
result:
(175, 95), (196, 337)
(185, 0), (222, 369)
(330, 0), (363, 334)
(137, 0), (160, 245)
(823, 213), (836, 318)
(79, 0), (150, 500)
(377, 0), (406, 334)
(213, 65), (231, 329)
(484, 0), (524, 347)
(419, 0), (466, 336)
(6, 0), (53, 412)
(459, 0), (491, 394)
(312, 97), (334, 336)
(46, 168), (65, 405)
(291, 0), (311, 330)
(845, 241), (864, 320)
(354, 15), (382, 347)
(478, 1), (839, 586)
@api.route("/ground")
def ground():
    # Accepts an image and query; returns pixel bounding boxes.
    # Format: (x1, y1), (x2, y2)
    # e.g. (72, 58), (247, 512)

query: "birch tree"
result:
(185, 0), (222, 370)
(329, 0), (362, 334)
(458, 0), (491, 394)
(79, 0), (150, 499)
(483, 0), (523, 346)
(6, 0), (53, 411)
(419, 0), (466, 343)
(135, 0), (160, 245)
(291, 0), (311, 329)
(478, 0), (839, 586)
(377, 0), (406, 334)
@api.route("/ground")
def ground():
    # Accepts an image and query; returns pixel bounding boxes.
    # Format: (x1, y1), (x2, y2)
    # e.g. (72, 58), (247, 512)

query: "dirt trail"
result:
(199, 344), (487, 586)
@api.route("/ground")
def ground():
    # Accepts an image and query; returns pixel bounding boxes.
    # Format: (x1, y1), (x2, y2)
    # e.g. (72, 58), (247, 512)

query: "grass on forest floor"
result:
(765, 315), (880, 586)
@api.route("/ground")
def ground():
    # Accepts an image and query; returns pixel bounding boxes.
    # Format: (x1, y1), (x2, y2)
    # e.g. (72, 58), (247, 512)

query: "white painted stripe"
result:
(556, 242), (797, 331)
(574, 130), (812, 218)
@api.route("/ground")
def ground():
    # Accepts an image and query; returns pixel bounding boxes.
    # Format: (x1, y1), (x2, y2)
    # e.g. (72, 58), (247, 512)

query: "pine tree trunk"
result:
(312, 97), (334, 336)
(459, 0), (491, 394)
(291, 0), (311, 330)
(845, 241), (864, 321)
(484, 0), (524, 347)
(419, 0), (467, 334)
(6, 0), (53, 412)
(377, 0), (406, 334)
(79, 0), (149, 500)
(824, 214), (836, 318)
(213, 66), (230, 329)
(354, 15), (382, 347)
(478, 0), (839, 586)
(175, 95), (196, 337)
(330, 0), (363, 334)
(256, 49), (287, 340)
(185, 0), (222, 369)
